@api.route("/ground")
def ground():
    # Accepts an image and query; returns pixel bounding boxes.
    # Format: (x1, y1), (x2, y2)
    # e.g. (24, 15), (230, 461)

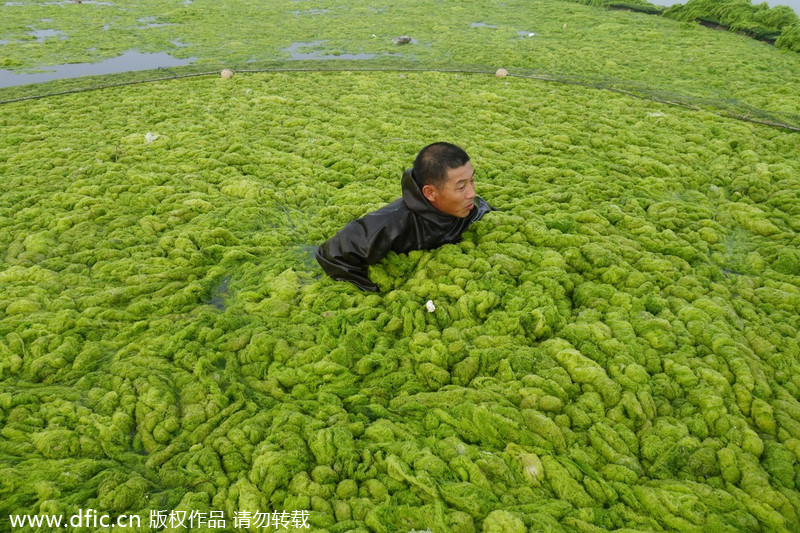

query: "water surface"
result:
(283, 40), (399, 60)
(29, 29), (66, 42)
(0, 51), (195, 88)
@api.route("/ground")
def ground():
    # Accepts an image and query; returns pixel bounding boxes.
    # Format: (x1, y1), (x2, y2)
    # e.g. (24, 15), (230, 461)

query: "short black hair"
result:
(412, 142), (470, 189)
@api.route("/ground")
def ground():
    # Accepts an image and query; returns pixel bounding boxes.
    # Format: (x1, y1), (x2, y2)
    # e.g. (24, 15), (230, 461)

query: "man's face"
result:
(423, 161), (477, 218)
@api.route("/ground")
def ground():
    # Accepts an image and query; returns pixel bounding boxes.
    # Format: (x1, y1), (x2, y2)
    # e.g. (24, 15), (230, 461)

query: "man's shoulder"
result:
(357, 198), (414, 229)
(331, 198), (411, 242)
(364, 198), (408, 217)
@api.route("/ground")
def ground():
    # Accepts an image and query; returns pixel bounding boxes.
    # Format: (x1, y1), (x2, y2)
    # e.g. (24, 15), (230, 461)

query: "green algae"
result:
(1, 0), (800, 128)
(663, 0), (800, 48)
(1, 68), (799, 531)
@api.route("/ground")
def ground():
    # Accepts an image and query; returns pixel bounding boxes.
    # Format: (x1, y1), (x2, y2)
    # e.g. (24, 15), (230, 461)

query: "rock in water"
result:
(392, 36), (412, 45)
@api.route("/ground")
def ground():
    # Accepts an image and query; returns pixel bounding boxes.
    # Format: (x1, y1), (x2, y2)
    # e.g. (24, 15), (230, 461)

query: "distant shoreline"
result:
(652, 0), (800, 16)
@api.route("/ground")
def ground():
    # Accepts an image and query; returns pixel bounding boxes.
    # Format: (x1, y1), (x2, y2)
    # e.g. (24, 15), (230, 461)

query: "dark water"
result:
(0, 51), (196, 88)
(206, 276), (231, 311)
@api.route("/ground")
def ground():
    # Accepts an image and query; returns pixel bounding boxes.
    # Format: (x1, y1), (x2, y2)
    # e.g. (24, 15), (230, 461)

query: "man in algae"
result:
(316, 142), (491, 292)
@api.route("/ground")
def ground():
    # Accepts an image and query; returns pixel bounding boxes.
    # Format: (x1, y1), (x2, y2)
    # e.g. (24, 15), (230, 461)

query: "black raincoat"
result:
(316, 169), (491, 291)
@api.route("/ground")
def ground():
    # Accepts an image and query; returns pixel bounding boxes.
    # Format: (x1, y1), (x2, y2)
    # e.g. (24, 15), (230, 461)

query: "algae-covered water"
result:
(2, 0), (800, 122)
(2, 1), (800, 532)
(655, 0), (800, 13)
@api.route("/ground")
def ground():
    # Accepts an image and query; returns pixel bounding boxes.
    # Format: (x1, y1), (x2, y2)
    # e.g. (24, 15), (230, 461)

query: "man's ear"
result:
(421, 184), (437, 203)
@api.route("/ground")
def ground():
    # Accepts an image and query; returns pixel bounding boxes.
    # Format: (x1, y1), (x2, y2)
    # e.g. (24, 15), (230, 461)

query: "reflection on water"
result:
(30, 29), (66, 42)
(0, 51), (196, 88)
(283, 40), (400, 60)
(289, 9), (329, 15)
(470, 22), (498, 28)
(137, 17), (172, 29)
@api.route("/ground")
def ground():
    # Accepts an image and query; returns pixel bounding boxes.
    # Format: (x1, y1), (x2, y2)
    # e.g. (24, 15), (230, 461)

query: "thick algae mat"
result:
(3, 0), (800, 532)
(2, 70), (800, 532)
(2, 0), (800, 128)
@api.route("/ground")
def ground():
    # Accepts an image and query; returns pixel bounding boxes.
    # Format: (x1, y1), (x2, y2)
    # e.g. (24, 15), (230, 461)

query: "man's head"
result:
(413, 142), (477, 218)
